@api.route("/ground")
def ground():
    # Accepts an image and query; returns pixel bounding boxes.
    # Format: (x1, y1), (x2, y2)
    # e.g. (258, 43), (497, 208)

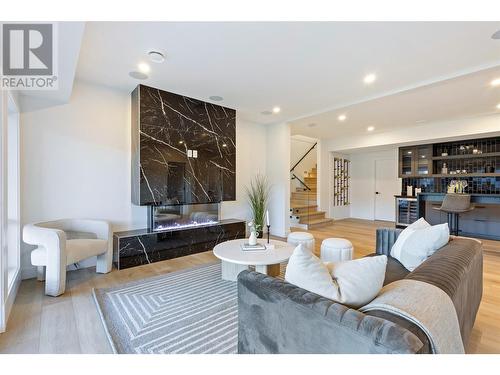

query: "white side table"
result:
(213, 239), (295, 281)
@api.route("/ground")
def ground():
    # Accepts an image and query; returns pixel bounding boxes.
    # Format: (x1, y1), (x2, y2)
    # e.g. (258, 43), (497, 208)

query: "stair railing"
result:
(291, 173), (311, 191)
(290, 142), (317, 173)
(290, 142), (318, 228)
(290, 142), (317, 191)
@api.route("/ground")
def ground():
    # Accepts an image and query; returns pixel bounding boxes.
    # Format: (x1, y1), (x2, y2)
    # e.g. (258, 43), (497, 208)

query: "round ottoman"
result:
(320, 238), (353, 262)
(287, 232), (315, 252)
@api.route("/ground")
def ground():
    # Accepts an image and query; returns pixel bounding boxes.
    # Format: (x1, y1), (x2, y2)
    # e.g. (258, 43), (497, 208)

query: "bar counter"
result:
(417, 193), (500, 240)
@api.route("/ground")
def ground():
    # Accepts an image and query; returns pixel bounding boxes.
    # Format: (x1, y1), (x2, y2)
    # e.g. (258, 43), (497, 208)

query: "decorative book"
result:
(241, 243), (266, 251)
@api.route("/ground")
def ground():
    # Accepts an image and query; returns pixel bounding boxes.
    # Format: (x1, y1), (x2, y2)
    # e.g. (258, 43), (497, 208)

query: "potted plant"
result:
(245, 174), (270, 239)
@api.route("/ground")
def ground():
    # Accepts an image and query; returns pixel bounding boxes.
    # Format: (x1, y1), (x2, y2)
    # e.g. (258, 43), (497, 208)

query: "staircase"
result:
(290, 166), (333, 229)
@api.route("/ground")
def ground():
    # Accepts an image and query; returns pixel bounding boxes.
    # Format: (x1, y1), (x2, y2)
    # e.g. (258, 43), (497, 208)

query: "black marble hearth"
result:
(113, 219), (245, 270)
(131, 84), (236, 206)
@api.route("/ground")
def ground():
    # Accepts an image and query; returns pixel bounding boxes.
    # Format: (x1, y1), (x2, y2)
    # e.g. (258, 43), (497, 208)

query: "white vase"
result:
(248, 231), (258, 246)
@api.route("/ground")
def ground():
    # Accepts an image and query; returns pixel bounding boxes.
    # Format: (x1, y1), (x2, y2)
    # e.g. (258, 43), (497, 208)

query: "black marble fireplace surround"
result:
(131, 84), (236, 206)
(113, 219), (245, 270)
(118, 85), (241, 269)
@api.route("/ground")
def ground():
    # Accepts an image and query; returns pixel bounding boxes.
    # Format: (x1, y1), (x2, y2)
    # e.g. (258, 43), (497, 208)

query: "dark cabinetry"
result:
(400, 147), (414, 177)
(420, 197), (500, 240)
(399, 137), (500, 240)
(398, 137), (500, 179)
(415, 146), (432, 176)
(398, 145), (432, 177)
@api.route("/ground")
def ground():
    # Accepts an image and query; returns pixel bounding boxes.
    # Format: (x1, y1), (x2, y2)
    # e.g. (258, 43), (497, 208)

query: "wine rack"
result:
(400, 135), (500, 195)
(333, 157), (350, 206)
(434, 137), (500, 157)
(402, 176), (500, 195)
(396, 197), (419, 227)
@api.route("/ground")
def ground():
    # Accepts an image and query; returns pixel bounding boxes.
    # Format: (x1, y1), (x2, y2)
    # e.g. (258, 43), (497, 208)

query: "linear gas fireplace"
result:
(148, 203), (220, 232)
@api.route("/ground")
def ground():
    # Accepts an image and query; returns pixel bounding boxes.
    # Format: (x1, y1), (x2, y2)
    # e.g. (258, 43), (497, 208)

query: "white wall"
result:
(219, 119), (267, 221)
(316, 139), (328, 214)
(266, 123), (291, 237)
(20, 80), (268, 279)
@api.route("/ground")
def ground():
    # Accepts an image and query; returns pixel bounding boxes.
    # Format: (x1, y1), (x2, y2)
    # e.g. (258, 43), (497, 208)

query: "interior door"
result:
(375, 158), (398, 222)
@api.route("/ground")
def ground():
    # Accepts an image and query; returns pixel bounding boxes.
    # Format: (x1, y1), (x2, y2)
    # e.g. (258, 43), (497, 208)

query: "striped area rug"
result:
(93, 262), (285, 354)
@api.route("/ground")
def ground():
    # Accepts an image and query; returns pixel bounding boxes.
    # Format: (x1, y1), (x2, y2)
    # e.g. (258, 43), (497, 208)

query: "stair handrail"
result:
(291, 173), (311, 191)
(290, 142), (317, 173)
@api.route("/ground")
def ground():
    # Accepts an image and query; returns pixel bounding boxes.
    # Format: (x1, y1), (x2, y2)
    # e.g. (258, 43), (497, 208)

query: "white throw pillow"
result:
(284, 244), (339, 300)
(285, 244), (387, 308)
(390, 217), (430, 260)
(327, 256), (388, 308)
(397, 223), (450, 271)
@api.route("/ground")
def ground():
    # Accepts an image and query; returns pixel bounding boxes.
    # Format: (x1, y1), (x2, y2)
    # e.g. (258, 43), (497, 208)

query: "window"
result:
(0, 91), (21, 332)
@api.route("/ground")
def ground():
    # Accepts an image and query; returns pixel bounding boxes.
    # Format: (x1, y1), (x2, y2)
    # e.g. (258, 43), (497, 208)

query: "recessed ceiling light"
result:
(178, 140), (184, 144)
(138, 62), (151, 74)
(492, 30), (500, 39)
(363, 73), (377, 84)
(490, 78), (500, 87)
(367, 126), (375, 132)
(496, 103), (500, 110)
(209, 95), (224, 102)
(307, 123), (317, 128)
(272, 106), (281, 114)
(129, 71), (148, 80)
(261, 110), (272, 115)
(338, 114), (347, 122)
(148, 51), (165, 63)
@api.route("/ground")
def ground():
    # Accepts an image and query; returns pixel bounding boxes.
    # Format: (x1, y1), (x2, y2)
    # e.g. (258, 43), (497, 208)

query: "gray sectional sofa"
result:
(237, 228), (483, 354)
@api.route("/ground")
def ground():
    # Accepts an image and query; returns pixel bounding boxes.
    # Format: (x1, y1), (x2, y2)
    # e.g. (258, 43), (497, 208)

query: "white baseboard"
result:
(270, 228), (290, 239)
(290, 223), (308, 230)
(2, 269), (22, 333)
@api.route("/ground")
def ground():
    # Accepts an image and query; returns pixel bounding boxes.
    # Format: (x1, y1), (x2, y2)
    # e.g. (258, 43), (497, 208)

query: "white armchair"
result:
(23, 219), (112, 296)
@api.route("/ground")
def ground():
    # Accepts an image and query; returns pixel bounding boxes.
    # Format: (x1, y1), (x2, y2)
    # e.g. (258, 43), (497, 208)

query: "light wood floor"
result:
(1, 218), (499, 354)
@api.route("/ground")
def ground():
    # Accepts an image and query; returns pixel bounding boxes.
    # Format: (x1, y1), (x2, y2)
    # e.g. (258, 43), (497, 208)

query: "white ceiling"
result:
(291, 66), (500, 138)
(75, 22), (500, 132)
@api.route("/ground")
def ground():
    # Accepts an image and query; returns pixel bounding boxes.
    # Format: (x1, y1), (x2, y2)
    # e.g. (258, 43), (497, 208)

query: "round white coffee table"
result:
(213, 238), (295, 281)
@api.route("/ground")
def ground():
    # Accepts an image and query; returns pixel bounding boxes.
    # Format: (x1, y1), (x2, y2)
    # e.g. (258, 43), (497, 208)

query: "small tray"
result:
(241, 243), (266, 251)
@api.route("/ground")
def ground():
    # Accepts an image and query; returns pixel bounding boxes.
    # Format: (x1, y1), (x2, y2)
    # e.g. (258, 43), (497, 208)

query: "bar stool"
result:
(433, 194), (474, 236)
